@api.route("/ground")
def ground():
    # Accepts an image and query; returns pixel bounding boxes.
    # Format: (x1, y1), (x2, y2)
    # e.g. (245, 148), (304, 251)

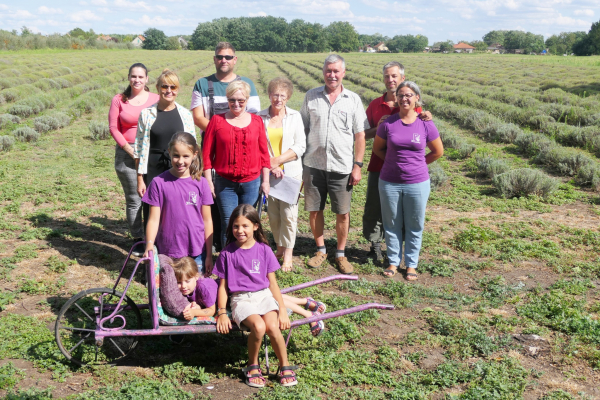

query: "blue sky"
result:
(1, 0), (597, 44)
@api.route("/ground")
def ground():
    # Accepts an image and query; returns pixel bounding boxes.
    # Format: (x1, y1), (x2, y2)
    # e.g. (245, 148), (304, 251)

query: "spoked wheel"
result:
(55, 288), (142, 366)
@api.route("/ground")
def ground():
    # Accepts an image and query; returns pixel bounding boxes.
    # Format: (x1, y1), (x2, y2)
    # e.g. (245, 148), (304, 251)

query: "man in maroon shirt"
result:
(363, 62), (430, 262)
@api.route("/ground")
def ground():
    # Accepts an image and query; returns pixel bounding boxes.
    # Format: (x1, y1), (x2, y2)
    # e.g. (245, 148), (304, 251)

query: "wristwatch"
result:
(354, 161), (363, 168)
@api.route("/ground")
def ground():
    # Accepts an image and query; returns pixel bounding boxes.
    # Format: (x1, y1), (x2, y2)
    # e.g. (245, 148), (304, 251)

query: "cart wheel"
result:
(55, 288), (142, 366)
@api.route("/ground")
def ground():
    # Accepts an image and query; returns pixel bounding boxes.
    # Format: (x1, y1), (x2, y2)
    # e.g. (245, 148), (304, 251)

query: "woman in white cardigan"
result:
(257, 77), (306, 271)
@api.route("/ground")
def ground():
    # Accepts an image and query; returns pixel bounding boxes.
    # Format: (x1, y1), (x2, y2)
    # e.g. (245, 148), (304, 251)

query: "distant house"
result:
(453, 42), (475, 53)
(374, 42), (389, 52)
(487, 43), (505, 54)
(512, 49), (524, 54)
(97, 35), (117, 43)
(131, 35), (145, 47)
(365, 45), (376, 53)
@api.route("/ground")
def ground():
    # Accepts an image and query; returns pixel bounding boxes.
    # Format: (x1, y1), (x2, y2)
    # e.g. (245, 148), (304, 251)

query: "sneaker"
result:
(369, 242), (384, 263)
(131, 239), (145, 257)
(307, 252), (327, 268)
(335, 257), (354, 274)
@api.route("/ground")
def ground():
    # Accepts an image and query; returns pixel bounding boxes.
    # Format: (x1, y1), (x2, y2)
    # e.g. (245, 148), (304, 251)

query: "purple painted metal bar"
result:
(94, 303), (394, 339)
(146, 250), (160, 330)
(280, 274), (358, 294)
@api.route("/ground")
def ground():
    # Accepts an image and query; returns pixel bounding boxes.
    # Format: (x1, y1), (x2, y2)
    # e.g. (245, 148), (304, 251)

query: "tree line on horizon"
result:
(1, 16), (599, 55)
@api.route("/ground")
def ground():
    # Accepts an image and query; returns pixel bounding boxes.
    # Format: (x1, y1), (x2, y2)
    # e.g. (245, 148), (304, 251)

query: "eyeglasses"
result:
(215, 55), (235, 60)
(161, 85), (178, 91)
(227, 98), (246, 105)
(398, 93), (416, 99)
(270, 94), (287, 101)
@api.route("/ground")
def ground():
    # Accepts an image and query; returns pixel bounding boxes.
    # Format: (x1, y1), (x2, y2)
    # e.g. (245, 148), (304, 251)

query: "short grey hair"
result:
(382, 61), (405, 76)
(396, 81), (423, 108)
(323, 54), (345, 70)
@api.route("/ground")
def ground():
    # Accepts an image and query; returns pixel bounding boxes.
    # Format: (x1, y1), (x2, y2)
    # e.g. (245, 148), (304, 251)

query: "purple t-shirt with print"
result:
(213, 242), (280, 293)
(376, 115), (440, 184)
(142, 171), (213, 258)
(186, 278), (218, 309)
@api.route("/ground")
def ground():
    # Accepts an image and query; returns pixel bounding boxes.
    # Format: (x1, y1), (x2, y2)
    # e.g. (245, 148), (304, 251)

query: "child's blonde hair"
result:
(171, 257), (199, 281)
(168, 132), (202, 180)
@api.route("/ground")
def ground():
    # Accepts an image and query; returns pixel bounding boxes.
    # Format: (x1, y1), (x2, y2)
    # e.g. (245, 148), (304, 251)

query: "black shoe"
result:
(131, 239), (145, 257)
(370, 242), (384, 263)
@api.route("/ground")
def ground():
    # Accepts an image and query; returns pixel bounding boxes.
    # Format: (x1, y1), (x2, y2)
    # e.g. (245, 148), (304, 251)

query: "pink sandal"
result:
(305, 297), (326, 314)
(242, 364), (265, 388)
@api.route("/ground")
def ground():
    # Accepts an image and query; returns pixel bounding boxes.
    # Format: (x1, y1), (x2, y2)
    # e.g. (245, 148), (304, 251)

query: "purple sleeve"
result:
(424, 120), (440, 143)
(197, 278), (218, 308)
(213, 252), (226, 279)
(142, 179), (161, 207)
(264, 244), (281, 274)
(376, 122), (388, 140)
(199, 177), (214, 206)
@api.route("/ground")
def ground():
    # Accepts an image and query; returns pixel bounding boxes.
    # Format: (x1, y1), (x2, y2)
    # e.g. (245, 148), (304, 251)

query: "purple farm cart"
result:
(55, 244), (394, 368)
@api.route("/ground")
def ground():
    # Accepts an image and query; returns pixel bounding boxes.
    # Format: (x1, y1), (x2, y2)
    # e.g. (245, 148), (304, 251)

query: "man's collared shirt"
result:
(300, 85), (369, 175)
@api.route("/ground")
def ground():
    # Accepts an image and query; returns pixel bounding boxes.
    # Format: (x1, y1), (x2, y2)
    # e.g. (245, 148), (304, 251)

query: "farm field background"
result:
(0, 49), (600, 399)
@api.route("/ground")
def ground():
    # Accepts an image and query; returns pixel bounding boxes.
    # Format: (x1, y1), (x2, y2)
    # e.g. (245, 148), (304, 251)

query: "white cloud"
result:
(70, 10), (103, 21)
(0, 4), (8, 10)
(14, 9), (34, 18)
(113, 0), (167, 13)
(249, 11), (267, 17)
(121, 14), (180, 27)
(38, 6), (63, 14)
(538, 14), (591, 27)
(354, 15), (425, 24)
(91, 0), (108, 5)
(574, 9), (594, 16)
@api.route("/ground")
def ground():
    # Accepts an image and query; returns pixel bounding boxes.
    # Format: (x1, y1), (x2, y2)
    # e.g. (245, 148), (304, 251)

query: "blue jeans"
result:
(214, 174), (261, 247)
(193, 252), (206, 275)
(378, 179), (430, 268)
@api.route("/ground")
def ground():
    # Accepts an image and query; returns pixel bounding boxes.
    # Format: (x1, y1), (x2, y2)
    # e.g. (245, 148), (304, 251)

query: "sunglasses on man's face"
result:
(215, 55), (235, 61)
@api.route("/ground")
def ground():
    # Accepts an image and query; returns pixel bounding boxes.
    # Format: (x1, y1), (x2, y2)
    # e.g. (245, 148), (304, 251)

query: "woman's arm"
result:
(271, 149), (298, 170)
(136, 158), (146, 197)
(425, 137), (444, 164)
(201, 204), (213, 276)
(143, 205), (161, 258)
(109, 96), (129, 149)
(268, 272), (290, 330)
(372, 135), (387, 161)
(216, 278), (231, 334)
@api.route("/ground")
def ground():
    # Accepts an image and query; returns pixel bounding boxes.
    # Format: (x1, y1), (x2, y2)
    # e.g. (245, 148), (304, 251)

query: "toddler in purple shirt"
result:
(171, 257), (217, 320)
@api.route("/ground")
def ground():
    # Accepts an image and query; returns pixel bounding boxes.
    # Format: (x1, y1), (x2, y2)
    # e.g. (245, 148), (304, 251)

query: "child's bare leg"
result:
(262, 311), (295, 384)
(241, 314), (266, 385)
(282, 298), (311, 318)
(281, 294), (307, 307)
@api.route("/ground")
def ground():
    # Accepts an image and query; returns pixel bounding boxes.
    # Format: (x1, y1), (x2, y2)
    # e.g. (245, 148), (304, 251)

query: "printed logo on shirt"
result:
(186, 191), (197, 205)
(250, 260), (260, 274)
(411, 133), (421, 143)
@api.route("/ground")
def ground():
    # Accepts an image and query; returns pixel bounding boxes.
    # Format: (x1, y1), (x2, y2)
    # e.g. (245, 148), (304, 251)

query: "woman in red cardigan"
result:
(203, 80), (270, 247)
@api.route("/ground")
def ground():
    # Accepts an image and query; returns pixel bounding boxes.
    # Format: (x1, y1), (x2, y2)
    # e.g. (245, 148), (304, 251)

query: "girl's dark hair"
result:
(121, 63), (150, 102)
(168, 132), (202, 180)
(225, 204), (268, 246)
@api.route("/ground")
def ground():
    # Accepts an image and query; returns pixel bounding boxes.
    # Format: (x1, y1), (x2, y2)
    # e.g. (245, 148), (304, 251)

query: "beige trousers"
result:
(267, 174), (300, 249)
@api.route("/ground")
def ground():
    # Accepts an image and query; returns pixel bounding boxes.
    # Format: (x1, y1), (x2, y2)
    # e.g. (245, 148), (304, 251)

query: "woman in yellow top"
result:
(257, 77), (306, 271)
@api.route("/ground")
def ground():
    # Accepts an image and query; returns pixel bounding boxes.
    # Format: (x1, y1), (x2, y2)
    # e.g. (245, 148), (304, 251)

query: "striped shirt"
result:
(300, 86), (369, 174)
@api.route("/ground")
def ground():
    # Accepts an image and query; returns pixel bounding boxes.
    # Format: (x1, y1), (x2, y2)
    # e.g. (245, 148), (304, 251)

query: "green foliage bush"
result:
(34, 112), (70, 133)
(0, 113), (20, 128)
(492, 168), (558, 198)
(0, 135), (15, 151)
(475, 155), (510, 178)
(12, 126), (40, 142)
(428, 163), (447, 191)
(88, 121), (110, 140)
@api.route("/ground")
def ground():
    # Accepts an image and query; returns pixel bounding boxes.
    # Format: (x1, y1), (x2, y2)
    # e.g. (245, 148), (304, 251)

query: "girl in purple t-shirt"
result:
(142, 132), (214, 275)
(170, 257), (218, 320)
(373, 81), (444, 281)
(214, 204), (298, 388)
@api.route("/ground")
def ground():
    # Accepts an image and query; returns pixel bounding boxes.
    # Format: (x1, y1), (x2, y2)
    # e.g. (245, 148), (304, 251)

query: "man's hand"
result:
(377, 114), (391, 127)
(419, 110), (433, 121)
(349, 164), (362, 186)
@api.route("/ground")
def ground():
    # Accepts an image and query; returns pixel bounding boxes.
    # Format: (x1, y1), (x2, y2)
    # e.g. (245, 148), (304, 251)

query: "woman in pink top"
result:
(109, 63), (160, 256)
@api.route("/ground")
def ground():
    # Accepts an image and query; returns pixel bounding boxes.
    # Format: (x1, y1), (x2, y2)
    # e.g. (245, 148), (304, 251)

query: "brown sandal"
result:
(307, 252), (327, 268)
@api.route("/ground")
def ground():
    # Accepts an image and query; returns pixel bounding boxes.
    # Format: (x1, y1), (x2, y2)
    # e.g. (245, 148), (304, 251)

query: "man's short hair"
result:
(323, 54), (345, 71)
(382, 61), (405, 76)
(215, 42), (235, 55)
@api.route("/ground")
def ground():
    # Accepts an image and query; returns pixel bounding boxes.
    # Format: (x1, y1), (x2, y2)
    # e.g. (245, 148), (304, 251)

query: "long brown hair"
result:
(121, 63), (149, 102)
(225, 204), (268, 246)
(167, 132), (202, 180)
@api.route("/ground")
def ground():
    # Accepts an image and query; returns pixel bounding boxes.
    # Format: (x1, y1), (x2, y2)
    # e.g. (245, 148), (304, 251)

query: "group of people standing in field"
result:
(107, 41), (443, 388)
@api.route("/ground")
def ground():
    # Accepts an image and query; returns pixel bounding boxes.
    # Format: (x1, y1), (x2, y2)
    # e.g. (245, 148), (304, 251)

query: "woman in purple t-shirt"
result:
(373, 81), (444, 281)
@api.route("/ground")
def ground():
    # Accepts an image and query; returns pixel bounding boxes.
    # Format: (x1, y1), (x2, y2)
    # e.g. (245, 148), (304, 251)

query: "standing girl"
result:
(214, 204), (297, 388)
(142, 132), (214, 275)
(109, 63), (159, 256)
